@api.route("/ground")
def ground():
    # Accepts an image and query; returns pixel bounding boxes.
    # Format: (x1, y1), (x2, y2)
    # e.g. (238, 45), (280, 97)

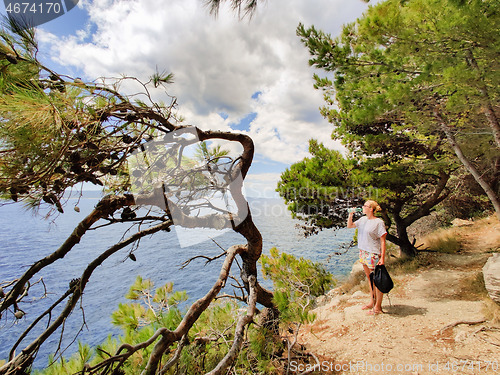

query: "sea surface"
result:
(0, 192), (358, 367)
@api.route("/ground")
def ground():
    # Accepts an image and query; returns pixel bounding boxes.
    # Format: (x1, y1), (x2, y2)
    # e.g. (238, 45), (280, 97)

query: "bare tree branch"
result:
(1, 219), (173, 374)
(0, 194), (135, 316)
(205, 274), (257, 375)
(158, 334), (189, 375)
(142, 244), (245, 375)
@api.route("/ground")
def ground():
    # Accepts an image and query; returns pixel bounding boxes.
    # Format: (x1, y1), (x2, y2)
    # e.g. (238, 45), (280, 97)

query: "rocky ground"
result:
(296, 216), (500, 375)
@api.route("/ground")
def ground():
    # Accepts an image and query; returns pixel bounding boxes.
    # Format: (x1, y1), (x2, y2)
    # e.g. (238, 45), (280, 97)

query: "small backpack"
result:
(373, 264), (394, 293)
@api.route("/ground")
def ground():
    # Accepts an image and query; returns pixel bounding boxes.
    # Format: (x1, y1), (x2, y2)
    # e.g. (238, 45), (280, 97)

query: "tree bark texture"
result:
(435, 110), (500, 220)
(0, 127), (274, 375)
(465, 49), (500, 149)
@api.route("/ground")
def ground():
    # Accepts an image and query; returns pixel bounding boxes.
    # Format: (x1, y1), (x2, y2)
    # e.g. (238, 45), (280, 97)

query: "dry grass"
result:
(337, 269), (367, 295)
(456, 271), (488, 300)
(416, 214), (500, 254)
(420, 229), (463, 253)
(390, 251), (434, 275)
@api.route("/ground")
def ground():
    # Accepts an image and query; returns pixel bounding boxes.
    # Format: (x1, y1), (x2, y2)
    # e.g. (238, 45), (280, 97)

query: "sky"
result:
(1, 0), (372, 198)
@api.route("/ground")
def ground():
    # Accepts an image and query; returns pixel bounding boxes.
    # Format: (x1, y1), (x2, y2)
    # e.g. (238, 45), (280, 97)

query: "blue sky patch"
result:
(229, 112), (257, 132)
(251, 156), (288, 175)
(251, 91), (262, 100)
(42, 5), (90, 37)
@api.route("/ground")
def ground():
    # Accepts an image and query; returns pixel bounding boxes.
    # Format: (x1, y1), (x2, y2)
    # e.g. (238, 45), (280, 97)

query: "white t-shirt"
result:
(354, 216), (387, 254)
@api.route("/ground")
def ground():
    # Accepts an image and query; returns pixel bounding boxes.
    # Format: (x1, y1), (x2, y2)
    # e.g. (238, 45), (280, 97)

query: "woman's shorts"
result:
(359, 249), (380, 270)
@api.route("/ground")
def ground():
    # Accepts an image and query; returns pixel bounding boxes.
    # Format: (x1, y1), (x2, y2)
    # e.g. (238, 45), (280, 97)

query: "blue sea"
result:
(0, 192), (357, 367)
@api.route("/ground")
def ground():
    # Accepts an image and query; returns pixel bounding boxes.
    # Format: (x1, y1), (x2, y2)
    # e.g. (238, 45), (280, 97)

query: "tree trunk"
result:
(435, 110), (500, 220)
(466, 49), (500, 148)
(396, 221), (418, 258)
(379, 169), (450, 259)
(385, 220), (418, 259)
(494, 156), (500, 193)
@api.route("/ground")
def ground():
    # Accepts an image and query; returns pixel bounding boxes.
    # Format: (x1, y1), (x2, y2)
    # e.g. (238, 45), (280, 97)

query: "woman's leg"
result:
(362, 264), (375, 309)
(372, 286), (384, 314)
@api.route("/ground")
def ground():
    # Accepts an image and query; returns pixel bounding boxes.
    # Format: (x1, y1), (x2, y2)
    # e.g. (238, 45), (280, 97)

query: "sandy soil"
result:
(296, 216), (500, 375)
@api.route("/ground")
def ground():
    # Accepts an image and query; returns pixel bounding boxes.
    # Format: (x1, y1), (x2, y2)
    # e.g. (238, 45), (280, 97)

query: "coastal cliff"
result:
(297, 215), (500, 374)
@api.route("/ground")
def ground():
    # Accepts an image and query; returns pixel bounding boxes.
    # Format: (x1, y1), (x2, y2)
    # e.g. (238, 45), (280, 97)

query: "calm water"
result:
(0, 193), (357, 367)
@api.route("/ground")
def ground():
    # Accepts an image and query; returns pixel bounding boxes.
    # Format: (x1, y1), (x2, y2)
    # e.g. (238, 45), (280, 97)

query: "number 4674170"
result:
(5, 2), (62, 14)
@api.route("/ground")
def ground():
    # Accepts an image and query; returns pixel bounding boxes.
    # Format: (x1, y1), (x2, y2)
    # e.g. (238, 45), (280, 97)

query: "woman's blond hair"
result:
(365, 200), (382, 213)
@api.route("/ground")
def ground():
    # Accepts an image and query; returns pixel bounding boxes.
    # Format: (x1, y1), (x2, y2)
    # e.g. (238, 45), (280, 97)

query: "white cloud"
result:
(243, 172), (283, 198)
(40, 0), (368, 190)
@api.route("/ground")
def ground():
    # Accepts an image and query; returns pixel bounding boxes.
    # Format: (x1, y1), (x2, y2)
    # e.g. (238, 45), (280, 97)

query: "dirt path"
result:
(296, 217), (500, 375)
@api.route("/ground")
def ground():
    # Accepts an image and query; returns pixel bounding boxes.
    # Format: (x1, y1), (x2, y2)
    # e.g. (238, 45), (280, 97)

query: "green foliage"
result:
(194, 141), (230, 164)
(261, 248), (335, 324)
(172, 301), (239, 374)
(35, 276), (185, 375)
(0, 22), (177, 211)
(112, 276), (186, 334)
(277, 139), (380, 229)
(36, 250), (334, 374)
(150, 69), (174, 88)
(176, 249), (335, 373)
(297, 0), (498, 185)
(244, 327), (282, 373)
(287, 0), (500, 255)
(173, 311), (280, 375)
(33, 343), (93, 375)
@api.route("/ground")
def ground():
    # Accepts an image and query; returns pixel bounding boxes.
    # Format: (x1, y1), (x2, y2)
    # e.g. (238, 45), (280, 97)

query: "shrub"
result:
(36, 249), (335, 374)
(260, 247), (335, 324)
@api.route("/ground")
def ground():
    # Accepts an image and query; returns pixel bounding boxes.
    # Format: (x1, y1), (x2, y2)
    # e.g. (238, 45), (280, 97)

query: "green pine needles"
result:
(33, 249), (334, 374)
(261, 248), (335, 325)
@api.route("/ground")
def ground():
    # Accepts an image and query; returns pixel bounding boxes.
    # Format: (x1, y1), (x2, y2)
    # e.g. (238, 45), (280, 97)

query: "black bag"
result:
(373, 265), (393, 293)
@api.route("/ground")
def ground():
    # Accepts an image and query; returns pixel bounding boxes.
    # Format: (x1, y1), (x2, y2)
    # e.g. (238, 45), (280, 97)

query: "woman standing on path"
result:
(347, 200), (387, 315)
